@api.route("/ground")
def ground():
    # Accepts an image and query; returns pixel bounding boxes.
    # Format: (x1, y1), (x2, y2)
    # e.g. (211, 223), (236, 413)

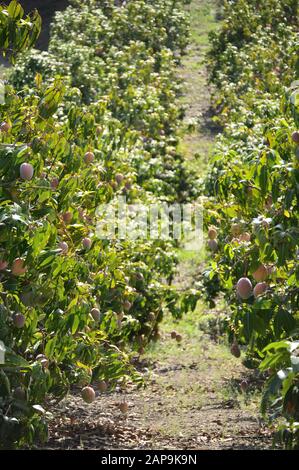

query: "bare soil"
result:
(41, 326), (273, 450)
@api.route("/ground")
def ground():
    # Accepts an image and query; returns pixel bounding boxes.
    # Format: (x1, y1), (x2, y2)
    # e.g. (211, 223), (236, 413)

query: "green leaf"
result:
(259, 350), (288, 371)
(7, 0), (23, 19)
(273, 309), (296, 337)
(30, 222), (52, 257)
(262, 340), (291, 353)
(3, 348), (31, 368)
(45, 338), (57, 358)
(71, 315), (80, 335)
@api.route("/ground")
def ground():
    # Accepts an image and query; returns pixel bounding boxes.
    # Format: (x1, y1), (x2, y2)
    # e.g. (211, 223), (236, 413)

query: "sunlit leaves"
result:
(0, 1), (41, 62)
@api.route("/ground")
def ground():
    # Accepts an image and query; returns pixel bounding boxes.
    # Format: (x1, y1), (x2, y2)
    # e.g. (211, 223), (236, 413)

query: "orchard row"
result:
(202, 0), (299, 448)
(0, 0), (195, 448)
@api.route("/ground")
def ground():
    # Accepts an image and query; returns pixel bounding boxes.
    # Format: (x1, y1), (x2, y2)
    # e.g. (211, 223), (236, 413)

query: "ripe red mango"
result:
(12, 258), (27, 276)
(13, 313), (26, 329)
(59, 241), (68, 254)
(253, 264), (268, 282)
(208, 226), (217, 240)
(82, 237), (92, 250)
(237, 277), (252, 299)
(253, 282), (268, 298)
(84, 151), (95, 164)
(0, 121), (11, 133)
(90, 308), (101, 321)
(81, 386), (96, 404)
(20, 163), (34, 181)
(291, 131), (299, 144)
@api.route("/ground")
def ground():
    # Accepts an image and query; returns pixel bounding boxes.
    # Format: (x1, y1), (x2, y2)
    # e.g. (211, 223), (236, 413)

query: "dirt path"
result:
(179, 0), (219, 173)
(38, 1), (274, 451)
(43, 312), (272, 450)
